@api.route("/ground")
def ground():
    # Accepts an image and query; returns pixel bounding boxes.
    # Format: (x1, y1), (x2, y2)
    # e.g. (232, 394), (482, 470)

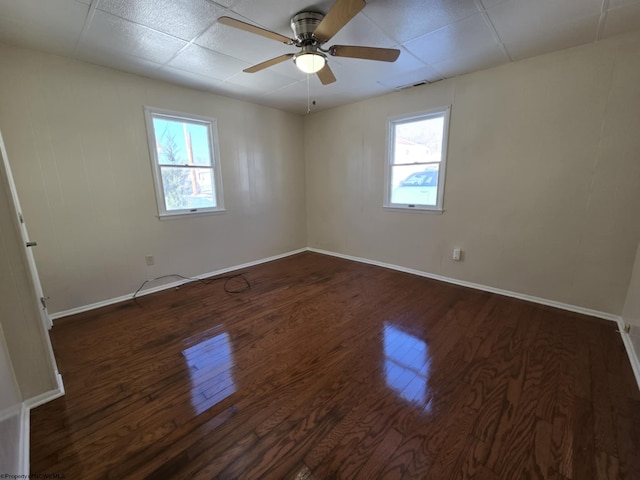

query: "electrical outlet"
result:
(145, 255), (154, 266)
(453, 248), (462, 261)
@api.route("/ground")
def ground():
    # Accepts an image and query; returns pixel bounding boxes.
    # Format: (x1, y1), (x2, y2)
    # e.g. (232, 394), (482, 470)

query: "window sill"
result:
(383, 205), (444, 214)
(158, 208), (227, 221)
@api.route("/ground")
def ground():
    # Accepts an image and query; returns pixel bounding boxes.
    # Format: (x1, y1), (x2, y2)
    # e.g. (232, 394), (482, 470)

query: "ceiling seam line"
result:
(596, 0), (610, 41)
(473, 0), (512, 62)
(161, 8), (259, 71)
(73, 0), (101, 58)
(160, 25), (219, 69)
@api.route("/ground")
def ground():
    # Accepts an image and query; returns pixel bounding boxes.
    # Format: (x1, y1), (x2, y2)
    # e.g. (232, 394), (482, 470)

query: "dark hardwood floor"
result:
(30, 252), (640, 479)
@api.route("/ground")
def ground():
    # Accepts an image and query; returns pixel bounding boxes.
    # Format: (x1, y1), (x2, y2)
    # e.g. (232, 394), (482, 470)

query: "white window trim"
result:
(384, 106), (451, 213)
(144, 106), (225, 219)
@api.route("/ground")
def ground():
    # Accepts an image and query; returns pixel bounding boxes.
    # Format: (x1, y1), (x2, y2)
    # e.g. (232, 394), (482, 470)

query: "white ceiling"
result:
(1, 0), (639, 114)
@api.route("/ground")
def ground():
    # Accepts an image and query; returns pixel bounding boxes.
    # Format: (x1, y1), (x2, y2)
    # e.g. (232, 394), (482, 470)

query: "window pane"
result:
(390, 165), (440, 206)
(152, 117), (212, 167)
(393, 116), (444, 165)
(161, 167), (216, 211)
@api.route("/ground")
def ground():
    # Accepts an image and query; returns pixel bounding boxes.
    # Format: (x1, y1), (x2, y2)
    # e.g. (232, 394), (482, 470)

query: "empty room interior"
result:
(1, 0), (640, 478)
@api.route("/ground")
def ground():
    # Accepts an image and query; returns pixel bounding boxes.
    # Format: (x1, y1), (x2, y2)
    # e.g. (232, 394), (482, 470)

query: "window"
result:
(144, 107), (224, 218)
(385, 107), (450, 211)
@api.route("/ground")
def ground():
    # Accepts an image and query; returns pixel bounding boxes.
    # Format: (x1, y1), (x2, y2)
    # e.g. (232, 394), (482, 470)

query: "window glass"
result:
(145, 108), (224, 217)
(386, 108), (450, 211)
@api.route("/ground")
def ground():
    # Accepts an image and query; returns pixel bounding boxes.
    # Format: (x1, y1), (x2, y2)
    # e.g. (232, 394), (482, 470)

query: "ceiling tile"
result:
(82, 10), (188, 64)
(225, 68), (299, 93)
(297, 45), (428, 91)
(377, 65), (444, 88)
(487, 0), (602, 26)
(608, 0), (640, 8)
(207, 80), (304, 109)
(167, 44), (250, 81)
(0, 0), (88, 46)
(231, 0), (335, 34)
(487, 0), (605, 60)
(74, 48), (164, 77)
(334, 46), (426, 74)
(328, 10), (397, 48)
(431, 47), (507, 77)
(159, 66), (225, 91)
(498, 14), (601, 61)
(214, 81), (267, 98)
(264, 77), (365, 113)
(11, 0), (89, 22)
(362, 0), (481, 44)
(307, 59), (398, 97)
(404, 14), (506, 66)
(478, 0), (510, 8)
(0, 0), (637, 114)
(603, 3), (640, 38)
(97, 0), (225, 41)
(196, 17), (295, 64)
(209, 0), (236, 7)
(266, 59), (313, 79)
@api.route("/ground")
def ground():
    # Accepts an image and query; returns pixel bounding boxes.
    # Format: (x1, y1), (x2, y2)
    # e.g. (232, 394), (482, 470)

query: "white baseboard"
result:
(24, 374), (65, 411)
(17, 375), (65, 475)
(50, 248), (308, 321)
(308, 247), (619, 322)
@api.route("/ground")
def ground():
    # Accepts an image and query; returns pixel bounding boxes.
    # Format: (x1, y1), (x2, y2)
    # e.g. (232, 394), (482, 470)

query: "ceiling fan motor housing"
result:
(291, 11), (324, 44)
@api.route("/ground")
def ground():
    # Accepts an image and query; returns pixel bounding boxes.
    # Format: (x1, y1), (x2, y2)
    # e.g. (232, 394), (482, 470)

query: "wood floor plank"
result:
(422, 406), (481, 478)
(29, 252), (640, 479)
(354, 427), (404, 480)
(614, 410), (640, 479)
(573, 396), (597, 479)
(377, 433), (431, 479)
(548, 371), (576, 479)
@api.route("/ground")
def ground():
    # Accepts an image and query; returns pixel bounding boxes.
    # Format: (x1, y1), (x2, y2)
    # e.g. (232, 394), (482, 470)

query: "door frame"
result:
(0, 130), (62, 390)
(0, 131), (52, 331)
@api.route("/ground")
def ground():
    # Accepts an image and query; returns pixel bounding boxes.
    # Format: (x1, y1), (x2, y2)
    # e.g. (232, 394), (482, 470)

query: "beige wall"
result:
(1, 32), (639, 319)
(305, 31), (640, 315)
(0, 43), (307, 314)
(623, 241), (640, 356)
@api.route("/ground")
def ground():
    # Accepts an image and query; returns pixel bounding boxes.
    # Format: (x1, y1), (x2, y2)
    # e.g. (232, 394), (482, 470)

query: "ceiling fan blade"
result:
(244, 54), (295, 73)
(313, 0), (365, 43)
(330, 45), (400, 62)
(218, 16), (294, 44)
(316, 64), (337, 85)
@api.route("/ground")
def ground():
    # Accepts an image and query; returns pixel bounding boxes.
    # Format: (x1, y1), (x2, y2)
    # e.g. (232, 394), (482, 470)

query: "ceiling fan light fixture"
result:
(294, 51), (326, 74)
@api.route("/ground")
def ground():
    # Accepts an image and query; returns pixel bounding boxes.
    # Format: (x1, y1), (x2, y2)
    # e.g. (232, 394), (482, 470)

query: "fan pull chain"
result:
(307, 73), (311, 114)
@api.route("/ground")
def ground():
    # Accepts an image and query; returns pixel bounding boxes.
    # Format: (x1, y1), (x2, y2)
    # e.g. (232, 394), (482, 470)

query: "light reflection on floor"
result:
(383, 322), (431, 409)
(182, 328), (236, 415)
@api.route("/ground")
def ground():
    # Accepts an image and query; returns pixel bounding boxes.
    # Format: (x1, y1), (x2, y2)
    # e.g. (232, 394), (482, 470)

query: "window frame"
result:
(384, 106), (451, 213)
(144, 106), (225, 219)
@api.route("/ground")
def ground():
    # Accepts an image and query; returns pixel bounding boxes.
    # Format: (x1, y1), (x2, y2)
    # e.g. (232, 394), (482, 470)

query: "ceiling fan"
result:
(218, 0), (401, 85)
